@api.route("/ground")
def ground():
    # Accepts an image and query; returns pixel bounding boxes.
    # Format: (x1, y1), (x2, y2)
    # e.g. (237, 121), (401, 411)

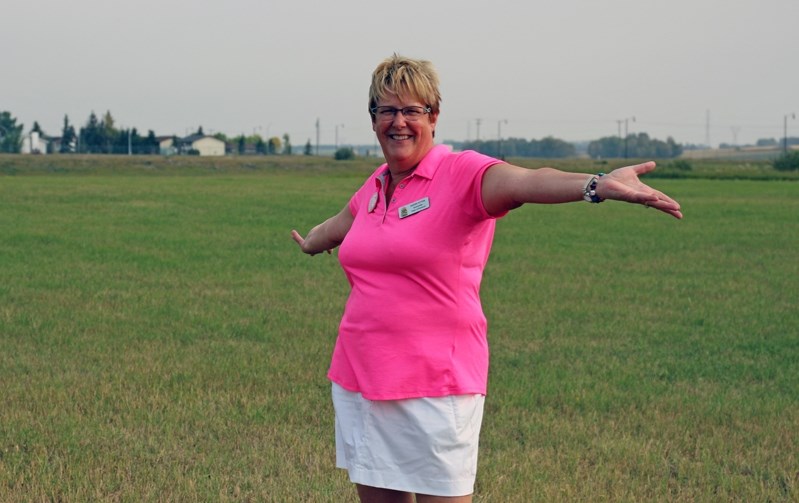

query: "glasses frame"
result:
(370, 105), (432, 122)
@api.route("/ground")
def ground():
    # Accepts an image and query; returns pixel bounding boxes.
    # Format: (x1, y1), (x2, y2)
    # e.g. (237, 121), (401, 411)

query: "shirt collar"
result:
(413, 144), (451, 180)
(376, 144), (451, 184)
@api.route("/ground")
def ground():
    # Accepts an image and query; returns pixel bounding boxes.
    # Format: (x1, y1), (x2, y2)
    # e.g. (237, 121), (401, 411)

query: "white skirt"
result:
(332, 382), (485, 497)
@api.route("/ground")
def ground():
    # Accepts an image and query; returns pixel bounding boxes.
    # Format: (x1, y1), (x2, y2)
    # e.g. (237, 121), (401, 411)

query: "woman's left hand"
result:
(598, 161), (683, 219)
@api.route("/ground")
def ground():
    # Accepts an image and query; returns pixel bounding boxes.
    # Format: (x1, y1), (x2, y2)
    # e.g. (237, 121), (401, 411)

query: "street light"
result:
(784, 113), (795, 154)
(497, 119), (508, 159)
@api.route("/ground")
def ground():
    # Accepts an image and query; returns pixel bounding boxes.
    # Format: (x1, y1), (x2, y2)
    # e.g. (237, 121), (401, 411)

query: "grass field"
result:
(1, 155), (798, 501)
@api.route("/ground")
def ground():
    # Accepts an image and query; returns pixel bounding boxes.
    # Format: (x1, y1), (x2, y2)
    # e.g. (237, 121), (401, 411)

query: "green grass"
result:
(1, 156), (797, 501)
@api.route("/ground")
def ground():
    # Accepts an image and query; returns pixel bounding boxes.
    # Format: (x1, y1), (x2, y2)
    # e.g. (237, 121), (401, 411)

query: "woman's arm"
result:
(481, 161), (682, 219)
(291, 204), (355, 255)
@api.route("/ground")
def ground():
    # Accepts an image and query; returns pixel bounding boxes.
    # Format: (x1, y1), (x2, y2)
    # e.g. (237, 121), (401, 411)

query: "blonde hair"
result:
(368, 54), (441, 117)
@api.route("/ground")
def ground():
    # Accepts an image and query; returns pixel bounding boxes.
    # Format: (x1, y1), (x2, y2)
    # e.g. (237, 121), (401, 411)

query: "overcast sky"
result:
(4, 0), (797, 148)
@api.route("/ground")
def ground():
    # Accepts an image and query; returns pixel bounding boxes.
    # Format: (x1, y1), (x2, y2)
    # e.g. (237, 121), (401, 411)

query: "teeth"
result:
(391, 135), (411, 140)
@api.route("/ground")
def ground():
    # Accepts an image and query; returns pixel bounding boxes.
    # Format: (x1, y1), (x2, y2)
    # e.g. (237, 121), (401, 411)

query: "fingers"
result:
(642, 193), (683, 219)
(631, 160), (657, 175)
(611, 162), (682, 219)
(290, 229), (333, 255)
(290, 229), (305, 246)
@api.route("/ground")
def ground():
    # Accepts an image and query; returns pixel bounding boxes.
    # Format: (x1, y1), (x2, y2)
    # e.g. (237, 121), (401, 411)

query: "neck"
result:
(388, 164), (417, 180)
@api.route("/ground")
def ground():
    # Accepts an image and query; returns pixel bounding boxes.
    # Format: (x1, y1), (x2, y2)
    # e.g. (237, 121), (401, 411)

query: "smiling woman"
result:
(290, 53), (682, 503)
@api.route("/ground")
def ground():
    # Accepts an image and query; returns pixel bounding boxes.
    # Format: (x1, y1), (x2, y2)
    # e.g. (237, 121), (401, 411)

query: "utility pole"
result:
(475, 118), (482, 141)
(315, 118), (320, 156)
(705, 109), (711, 148)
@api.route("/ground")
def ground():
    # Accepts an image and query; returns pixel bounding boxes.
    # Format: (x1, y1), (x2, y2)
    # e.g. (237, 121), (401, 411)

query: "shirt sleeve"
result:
(348, 165), (385, 217)
(448, 150), (506, 220)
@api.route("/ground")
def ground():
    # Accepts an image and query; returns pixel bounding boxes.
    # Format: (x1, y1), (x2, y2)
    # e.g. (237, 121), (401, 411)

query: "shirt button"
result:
(391, 198), (396, 203)
(399, 183), (405, 189)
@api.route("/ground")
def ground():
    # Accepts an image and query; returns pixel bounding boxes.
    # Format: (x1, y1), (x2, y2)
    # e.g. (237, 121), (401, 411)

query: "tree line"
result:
(0, 110), (299, 155)
(587, 133), (683, 159)
(4, 108), (793, 158)
(461, 136), (577, 159)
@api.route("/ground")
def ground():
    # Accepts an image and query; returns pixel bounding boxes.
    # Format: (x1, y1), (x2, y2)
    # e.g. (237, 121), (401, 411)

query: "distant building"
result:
(188, 135), (225, 155)
(182, 134), (225, 156)
(21, 131), (48, 154)
(157, 134), (225, 156)
(157, 136), (178, 156)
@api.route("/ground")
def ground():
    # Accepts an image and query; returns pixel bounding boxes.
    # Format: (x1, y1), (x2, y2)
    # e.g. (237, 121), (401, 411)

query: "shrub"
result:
(669, 159), (693, 171)
(334, 147), (355, 160)
(773, 151), (799, 171)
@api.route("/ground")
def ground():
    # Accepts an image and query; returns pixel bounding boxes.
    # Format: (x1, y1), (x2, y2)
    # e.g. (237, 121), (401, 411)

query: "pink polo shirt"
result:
(329, 145), (503, 400)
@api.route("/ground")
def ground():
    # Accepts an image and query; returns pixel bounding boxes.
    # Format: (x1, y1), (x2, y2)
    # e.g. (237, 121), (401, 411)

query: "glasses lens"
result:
(376, 107), (396, 121)
(374, 106), (429, 122)
(402, 107), (423, 120)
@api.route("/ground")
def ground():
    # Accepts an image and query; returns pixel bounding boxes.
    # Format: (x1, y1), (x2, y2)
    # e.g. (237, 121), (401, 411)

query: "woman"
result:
(291, 54), (682, 502)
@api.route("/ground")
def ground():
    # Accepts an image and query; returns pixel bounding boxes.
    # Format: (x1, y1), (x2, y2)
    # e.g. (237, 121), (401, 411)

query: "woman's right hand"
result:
(291, 228), (331, 256)
(291, 204), (355, 256)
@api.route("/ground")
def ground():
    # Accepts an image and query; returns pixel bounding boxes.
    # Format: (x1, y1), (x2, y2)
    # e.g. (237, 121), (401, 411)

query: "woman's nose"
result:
(391, 110), (408, 126)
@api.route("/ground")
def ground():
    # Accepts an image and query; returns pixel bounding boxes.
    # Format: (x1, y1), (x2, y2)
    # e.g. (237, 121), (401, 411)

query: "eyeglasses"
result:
(370, 105), (432, 122)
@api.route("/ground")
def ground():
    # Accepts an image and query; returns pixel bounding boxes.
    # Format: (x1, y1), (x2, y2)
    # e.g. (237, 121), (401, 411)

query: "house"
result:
(157, 134), (225, 156)
(178, 134), (225, 156)
(21, 131), (48, 154)
(157, 136), (178, 156)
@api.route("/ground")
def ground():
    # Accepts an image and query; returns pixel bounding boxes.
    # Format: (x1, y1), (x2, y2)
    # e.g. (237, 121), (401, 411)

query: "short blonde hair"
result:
(368, 54), (441, 117)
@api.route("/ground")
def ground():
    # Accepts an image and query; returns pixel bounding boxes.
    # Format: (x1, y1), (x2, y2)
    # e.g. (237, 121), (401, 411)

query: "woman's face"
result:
(372, 93), (438, 172)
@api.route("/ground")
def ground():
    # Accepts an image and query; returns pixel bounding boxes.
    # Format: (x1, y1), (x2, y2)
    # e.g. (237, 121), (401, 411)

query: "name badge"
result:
(398, 197), (430, 219)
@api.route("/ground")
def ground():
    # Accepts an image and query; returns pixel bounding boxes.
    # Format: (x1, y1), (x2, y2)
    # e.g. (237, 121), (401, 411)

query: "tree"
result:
(334, 147), (355, 160)
(773, 151), (799, 171)
(462, 136), (576, 158)
(60, 115), (77, 153)
(255, 136), (266, 155)
(0, 111), (24, 153)
(304, 139), (313, 156)
(587, 133), (682, 159)
(268, 136), (281, 155)
(144, 130), (159, 155)
(283, 133), (292, 155)
(587, 136), (623, 159)
(101, 110), (117, 153)
(80, 111), (103, 153)
(538, 136), (576, 157)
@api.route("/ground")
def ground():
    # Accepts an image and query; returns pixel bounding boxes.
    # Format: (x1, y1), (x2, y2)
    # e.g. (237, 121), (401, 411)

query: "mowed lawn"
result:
(0, 167), (797, 502)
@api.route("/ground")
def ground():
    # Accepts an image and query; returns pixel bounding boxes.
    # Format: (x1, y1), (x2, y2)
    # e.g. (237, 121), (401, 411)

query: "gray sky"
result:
(4, 0), (797, 148)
